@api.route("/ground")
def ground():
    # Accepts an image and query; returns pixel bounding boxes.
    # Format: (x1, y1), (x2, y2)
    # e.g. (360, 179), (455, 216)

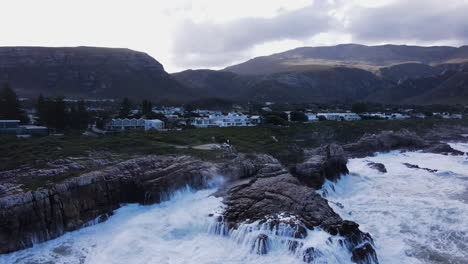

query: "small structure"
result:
(0, 120), (48, 136)
(317, 113), (362, 121)
(19, 125), (48, 136)
(144, 119), (164, 131)
(305, 113), (319, 122)
(0, 120), (20, 135)
(191, 113), (259, 128)
(107, 118), (164, 131)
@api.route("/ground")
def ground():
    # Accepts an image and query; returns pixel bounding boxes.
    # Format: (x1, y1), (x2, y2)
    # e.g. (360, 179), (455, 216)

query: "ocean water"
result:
(320, 143), (468, 264)
(0, 187), (353, 264)
(2, 144), (466, 264)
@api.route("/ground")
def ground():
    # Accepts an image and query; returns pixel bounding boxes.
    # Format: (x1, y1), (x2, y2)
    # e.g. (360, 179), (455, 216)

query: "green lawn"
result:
(1, 118), (467, 171)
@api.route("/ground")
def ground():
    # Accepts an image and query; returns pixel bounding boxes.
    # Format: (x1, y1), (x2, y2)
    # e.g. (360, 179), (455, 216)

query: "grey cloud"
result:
(172, 4), (336, 68)
(349, 0), (468, 44)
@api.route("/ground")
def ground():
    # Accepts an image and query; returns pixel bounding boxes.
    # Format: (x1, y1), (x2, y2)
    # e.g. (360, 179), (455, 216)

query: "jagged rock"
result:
(222, 155), (377, 263)
(303, 247), (324, 263)
(0, 155), (214, 254)
(367, 162), (387, 173)
(295, 144), (349, 189)
(403, 163), (438, 173)
(343, 130), (428, 158)
(252, 234), (270, 255)
(352, 243), (379, 264)
(218, 154), (258, 180)
(423, 143), (464, 155)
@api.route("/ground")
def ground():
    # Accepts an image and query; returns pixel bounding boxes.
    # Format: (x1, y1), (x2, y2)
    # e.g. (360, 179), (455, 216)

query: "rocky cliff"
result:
(0, 156), (214, 253)
(0, 46), (189, 100)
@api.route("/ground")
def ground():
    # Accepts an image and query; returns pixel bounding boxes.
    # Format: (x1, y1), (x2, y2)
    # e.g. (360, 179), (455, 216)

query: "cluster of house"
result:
(191, 112), (261, 128)
(305, 113), (362, 122)
(106, 118), (165, 131)
(0, 120), (48, 137)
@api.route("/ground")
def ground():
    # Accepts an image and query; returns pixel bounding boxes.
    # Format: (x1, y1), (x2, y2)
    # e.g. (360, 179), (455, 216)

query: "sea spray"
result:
(319, 144), (468, 264)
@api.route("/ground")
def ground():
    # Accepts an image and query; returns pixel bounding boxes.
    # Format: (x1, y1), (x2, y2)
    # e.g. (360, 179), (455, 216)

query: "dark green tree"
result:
(351, 102), (367, 113)
(141, 100), (153, 115)
(0, 83), (28, 123)
(36, 94), (47, 125)
(119, 97), (132, 118)
(77, 100), (89, 129)
(54, 97), (67, 130)
(290, 111), (308, 122)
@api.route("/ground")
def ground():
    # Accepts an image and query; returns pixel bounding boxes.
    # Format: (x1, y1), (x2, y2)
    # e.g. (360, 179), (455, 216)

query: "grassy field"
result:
(1, 118), (468, 171)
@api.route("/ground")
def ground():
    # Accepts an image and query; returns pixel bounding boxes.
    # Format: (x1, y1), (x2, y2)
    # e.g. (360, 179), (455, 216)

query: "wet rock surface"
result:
(367, 162), (387, 173)
(295, 144), (349, 189)
(403, 163), (438, 173)
(0, 155), (214, 254)
(221, 154), (378, 263)
(343, 130), (463, 157)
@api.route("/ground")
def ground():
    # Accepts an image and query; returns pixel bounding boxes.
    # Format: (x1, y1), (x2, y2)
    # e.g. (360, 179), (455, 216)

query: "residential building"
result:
(317, 113), (362, 121)
(0, 120), (20, 135)
(0, 120), (48, 136)
(144, 119), (164, 131)
(305, 113), (319, 122)
(107, 118), (165, 131)
(191, 113), (260, 128)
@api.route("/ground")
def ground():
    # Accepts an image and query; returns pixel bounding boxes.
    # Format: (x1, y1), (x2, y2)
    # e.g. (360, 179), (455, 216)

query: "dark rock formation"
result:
(343, 130), (428, 158)
(302, 247), (323, 263)
(0, 46), (188, 101)
(221, 154), (378, 263)
(367, 162), (387, 173)
(403, 163), (438, 173)
(423, 143), (464, 155)
(0, 155), (214, 254)
(252, 234), (270, 255)
(352, 243), (379, 264)
(295, 144), (349, 189)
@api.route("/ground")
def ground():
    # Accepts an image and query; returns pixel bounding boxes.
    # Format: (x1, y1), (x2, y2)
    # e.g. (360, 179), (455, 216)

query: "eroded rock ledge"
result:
(219, 154), (377, 263)
(0, 156), (214, 254)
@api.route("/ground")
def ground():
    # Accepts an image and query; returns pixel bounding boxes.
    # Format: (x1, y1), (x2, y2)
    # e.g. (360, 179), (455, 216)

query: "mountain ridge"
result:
(0, 46), (190, 101)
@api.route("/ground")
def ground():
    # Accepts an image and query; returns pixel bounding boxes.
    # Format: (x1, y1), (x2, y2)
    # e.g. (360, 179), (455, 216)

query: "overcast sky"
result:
(1, 0), (467, 72)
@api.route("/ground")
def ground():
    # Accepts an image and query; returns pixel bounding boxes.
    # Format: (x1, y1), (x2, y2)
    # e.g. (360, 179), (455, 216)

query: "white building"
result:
(144, 119), (164, 131)
(107, 118), (164, 131)
(192, 113), (260, 128)
(317, 113), (362, 121)
(362, 113), (410, 120)
(305, 113), (319, 122)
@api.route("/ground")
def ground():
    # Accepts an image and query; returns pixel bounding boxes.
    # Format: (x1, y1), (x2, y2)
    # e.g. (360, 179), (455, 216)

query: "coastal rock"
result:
(403, 163), (438, 173)
(0, 155), (214, 254)
(222, 155), (377, 263)
(343, 130), (428, 158)
(423, 143), (464, 155)
(295, 144), (349, 189)
(367, 162), (387, 173)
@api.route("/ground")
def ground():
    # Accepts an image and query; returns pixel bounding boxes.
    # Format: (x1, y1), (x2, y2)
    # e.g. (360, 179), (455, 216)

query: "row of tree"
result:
(36, 95), (90, 130)
(0, 84), (29, 123)
(118, 98), (167, 121)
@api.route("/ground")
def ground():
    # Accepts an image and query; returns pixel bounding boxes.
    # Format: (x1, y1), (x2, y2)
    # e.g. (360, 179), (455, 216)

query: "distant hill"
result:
(0, 46), (189, 101)
(224, 44), (468, 75)
(173, 44), (468, 105)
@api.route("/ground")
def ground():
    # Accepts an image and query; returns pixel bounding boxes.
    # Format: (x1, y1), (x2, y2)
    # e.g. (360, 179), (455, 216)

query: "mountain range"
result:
(1, 44), (467, 104)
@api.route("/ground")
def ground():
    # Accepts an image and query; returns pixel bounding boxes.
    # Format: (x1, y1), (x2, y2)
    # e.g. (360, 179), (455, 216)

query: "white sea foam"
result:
(320, 143), (468, 264)
(1, 187), (355, 264)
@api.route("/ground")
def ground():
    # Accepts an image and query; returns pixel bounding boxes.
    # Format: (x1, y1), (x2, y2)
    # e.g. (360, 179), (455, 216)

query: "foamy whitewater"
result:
(2, 143), (467, 264)
(320, 142), (468, 264)
(0, 187), (351, 264)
